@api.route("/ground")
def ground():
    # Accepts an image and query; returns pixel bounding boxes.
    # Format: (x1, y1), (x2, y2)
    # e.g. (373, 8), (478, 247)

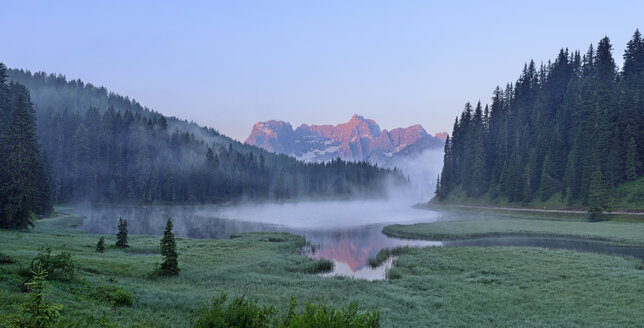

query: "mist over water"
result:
(384, 149), (445, 202)
(211, 199), (439, 229)
(78, 199), (443, 279)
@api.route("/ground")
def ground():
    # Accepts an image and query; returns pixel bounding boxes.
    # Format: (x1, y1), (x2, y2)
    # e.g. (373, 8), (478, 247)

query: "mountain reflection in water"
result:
(78, 201), (442, 279)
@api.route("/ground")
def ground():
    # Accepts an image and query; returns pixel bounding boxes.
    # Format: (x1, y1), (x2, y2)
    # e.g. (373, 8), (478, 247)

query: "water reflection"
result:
(77, 201), (442, 279)
(76, 203), (644, 280)
(300, 226), (440, 272)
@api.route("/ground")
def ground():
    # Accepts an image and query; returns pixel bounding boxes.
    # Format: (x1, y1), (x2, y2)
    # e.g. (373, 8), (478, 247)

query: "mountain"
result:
(5, 68), (406, 204)
(433, 132), (448, 141)
(245, 114), (445, 163)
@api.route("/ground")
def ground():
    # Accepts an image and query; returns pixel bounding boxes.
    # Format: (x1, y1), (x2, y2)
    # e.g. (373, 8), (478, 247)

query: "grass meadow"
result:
(0, 211), (643, 327)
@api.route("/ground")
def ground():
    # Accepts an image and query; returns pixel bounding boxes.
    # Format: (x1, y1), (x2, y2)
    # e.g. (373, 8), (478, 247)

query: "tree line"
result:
(35, 104), (402, 203)
(0, 64), (405, 229)
(437, 30), (643, 209)
(0, 64), (52, 229)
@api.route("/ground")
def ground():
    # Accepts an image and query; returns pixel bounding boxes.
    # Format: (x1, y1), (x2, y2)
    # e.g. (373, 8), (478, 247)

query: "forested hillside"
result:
(0, 64), (52, 228)
(437, 31), (644, 210)
(5, 67), (404, 205)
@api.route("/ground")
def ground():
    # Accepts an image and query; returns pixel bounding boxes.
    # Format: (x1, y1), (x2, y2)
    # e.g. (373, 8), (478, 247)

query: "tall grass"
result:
(1, 214), (643, 327)
(384, 218), (644, 246)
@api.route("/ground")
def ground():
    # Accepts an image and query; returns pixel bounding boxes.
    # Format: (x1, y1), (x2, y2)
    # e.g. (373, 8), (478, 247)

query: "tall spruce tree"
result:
(588, 168), (608, 221)
(159, 217), (179, 275)
(0, 79), (51, 229)
(115, 217), (128, 248)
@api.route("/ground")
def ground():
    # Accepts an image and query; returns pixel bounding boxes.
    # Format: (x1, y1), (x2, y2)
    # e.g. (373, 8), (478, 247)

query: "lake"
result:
(77, 201), (644, 280)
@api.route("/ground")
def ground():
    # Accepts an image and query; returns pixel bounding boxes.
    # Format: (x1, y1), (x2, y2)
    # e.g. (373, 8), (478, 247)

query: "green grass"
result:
(384, 217), (644, 246)
(612, 177), (644, 211)
(1, 213), (643, 327)
(435, 177), (644, 212)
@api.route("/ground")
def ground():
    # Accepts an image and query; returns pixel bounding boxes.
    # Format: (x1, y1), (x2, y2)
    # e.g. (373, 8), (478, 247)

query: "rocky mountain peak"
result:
(246, 114), (446, 162)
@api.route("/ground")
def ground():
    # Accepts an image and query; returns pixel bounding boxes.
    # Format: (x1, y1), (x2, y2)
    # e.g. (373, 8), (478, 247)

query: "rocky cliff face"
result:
(245, 114), (446, 163)
(246, 120), (297, 155)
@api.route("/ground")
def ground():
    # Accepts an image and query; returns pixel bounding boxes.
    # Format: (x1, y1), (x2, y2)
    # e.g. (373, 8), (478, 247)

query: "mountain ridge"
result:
(245, 114), (446, 163)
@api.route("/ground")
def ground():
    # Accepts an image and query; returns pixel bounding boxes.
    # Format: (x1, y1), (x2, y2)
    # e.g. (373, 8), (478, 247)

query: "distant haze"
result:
(1, 1), (641, 141)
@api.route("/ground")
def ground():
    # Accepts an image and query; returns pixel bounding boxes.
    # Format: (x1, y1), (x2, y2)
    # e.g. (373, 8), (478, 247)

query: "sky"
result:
(2, 1), (642, 141)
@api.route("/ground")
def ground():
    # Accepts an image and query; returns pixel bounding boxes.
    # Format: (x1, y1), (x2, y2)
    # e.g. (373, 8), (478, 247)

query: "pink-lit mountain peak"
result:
(245, 114), (445, 162)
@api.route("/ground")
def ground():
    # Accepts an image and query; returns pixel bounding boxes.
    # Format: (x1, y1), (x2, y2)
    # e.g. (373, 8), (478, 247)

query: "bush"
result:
(0, 252), (16, 264)
(96, 236), (105, 253)
(92, 286), (134, 307)
(368, 247), (410, 267)
(194, 294), (380, 328)
(29, 248), (76, 281)
(368, 249), (393, 267)
(292, 259), (334, 274)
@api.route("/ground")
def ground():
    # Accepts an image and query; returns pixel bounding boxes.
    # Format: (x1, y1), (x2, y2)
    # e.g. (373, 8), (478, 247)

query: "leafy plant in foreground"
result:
(92, 285), (133, 307)
(0, 251), (16, 264)
(194, 294), (380, 328)
(29, 248), (75, 281)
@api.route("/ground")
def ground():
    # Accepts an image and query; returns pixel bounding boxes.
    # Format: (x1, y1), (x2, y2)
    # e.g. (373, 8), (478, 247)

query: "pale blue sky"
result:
(2, 1), (642, 140)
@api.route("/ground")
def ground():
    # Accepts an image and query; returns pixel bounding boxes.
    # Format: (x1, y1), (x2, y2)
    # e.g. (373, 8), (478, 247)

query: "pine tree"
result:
(625, 136), (639, 181)
(538, 153), (560, 201)
(96, 236), (105, 253)
(115, 217), (128, 248)
(435, 31), (643, 207)
(11, 266), (62, 327)
(623, 29), (644, 78)
(159, 217), (179, 275)
(588, 168), (608, 221)
(0, 86), (50, 229)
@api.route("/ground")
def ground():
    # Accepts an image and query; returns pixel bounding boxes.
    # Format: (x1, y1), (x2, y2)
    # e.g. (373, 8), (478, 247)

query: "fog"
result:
(76, 144), (448, 280)
(78, 198), (444, 279)
(379, 148), (445, 202)
(210, 199), (440, 230)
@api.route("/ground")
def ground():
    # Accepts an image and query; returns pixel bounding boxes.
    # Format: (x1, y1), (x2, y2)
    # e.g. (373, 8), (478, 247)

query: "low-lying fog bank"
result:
(78, 199), (442, 236)
(210, 199), (441, 230)
(76, 199), (443, 279)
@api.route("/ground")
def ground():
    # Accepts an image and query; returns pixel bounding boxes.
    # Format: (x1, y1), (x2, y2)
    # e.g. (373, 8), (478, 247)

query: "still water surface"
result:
(78, 201), (644, 280)
(78, 201), (441, 279)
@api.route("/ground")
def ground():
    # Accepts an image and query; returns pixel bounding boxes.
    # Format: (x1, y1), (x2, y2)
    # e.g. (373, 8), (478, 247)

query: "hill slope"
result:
(6, 68), (405, 204)
(436, 31), (644, 211)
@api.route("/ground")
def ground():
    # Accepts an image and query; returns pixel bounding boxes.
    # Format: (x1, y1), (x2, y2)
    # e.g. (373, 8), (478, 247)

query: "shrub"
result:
(92, 286), (134, 307)
(0, 252), (16, 264)
(368, 247), (410, 267)
(286, 301), (380, 328)
(304, 259), (333, 273)
(194, 294), (277, 328)
(96, 236), (105, 253)
(194, 294), (380, 328)
(368, 249), (392, 267)
(29, 248), (75, 281)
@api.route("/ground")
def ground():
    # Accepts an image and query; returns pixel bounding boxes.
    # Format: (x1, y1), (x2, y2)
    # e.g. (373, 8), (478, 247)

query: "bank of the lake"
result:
(383, 216), (644, 247)
(1, 212), (643, 327)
